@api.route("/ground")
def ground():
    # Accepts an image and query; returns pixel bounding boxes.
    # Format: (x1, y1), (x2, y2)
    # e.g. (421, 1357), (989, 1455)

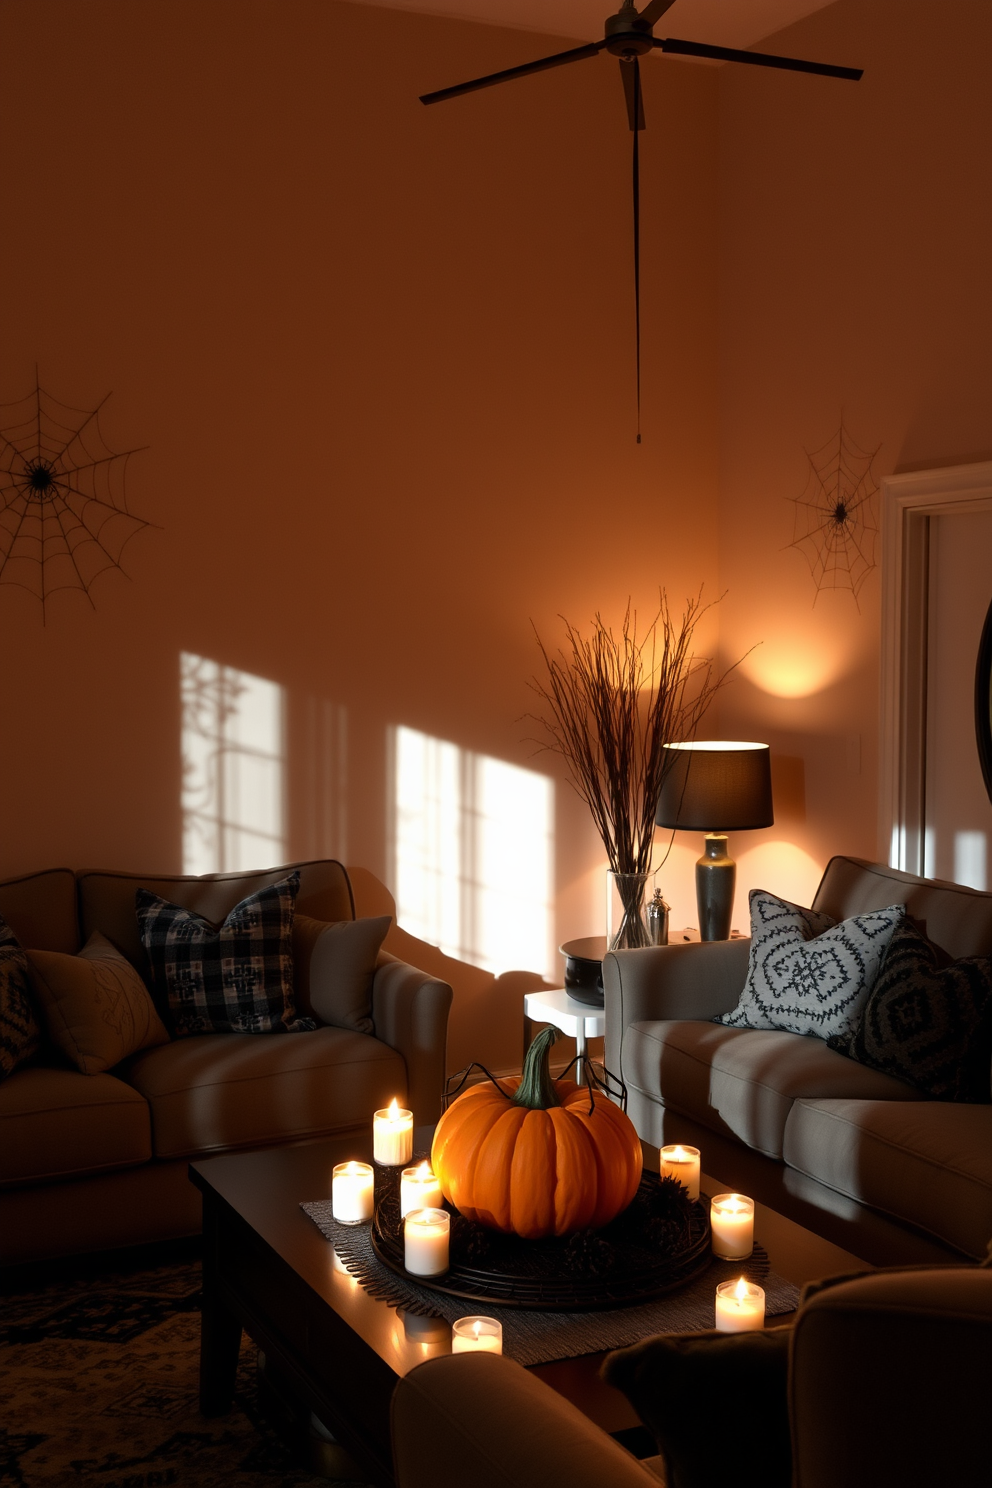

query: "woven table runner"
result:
(301, 1199), (800, 1368)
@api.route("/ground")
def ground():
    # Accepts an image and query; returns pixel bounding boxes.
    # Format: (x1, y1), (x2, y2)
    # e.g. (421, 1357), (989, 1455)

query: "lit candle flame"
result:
(346, 1161), (361, 1175)
(734, 1277), (749, 1301)
(388, 1098), (400, 1120)
(672, 1145), (687, 1161)
(473, 1320), (481, 1339)
(419, 1161), (432, 1179)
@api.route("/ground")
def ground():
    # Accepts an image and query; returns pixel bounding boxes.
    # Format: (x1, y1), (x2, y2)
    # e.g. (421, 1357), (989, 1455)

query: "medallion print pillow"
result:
(136, 872), (314, 1036)
(828, 917), (992, 1102)
(718, 889), (905, 1041)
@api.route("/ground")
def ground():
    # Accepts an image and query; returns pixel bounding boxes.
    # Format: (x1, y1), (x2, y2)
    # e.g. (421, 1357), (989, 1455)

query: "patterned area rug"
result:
(0, 1251), (357, 1488)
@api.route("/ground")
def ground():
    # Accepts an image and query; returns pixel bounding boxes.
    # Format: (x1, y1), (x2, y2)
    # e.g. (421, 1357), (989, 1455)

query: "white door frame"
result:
(880, 460), (992, 873)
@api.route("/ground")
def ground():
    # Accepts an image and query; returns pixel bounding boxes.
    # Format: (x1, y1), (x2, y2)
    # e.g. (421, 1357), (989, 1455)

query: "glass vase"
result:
(606, 869), (656, 951)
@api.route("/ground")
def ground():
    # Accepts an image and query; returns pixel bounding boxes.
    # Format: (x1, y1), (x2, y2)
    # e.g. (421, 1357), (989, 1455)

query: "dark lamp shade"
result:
(655, 742), (774, 832)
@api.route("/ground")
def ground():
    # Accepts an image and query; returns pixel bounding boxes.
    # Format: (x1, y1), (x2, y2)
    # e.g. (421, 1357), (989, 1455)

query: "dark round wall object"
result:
(976, 595), (992, 807)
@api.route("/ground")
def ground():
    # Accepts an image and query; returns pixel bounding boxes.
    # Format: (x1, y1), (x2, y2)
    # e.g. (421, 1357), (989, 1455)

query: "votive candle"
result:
(373, 1099), (413, 1166)
(715, 1277), (765, 1332)
(710, 1193), (754, 1260)
(331, 1160), (375, 1225)
(404, 1207), (450, 1277)
(400, 1162), (444, 1218)
(452, 1316), (503, 1354)
(659, 1144), (701, 1201)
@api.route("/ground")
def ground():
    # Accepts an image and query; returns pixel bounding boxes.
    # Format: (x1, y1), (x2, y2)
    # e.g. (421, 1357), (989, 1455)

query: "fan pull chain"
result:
(632, 57), (642, 444)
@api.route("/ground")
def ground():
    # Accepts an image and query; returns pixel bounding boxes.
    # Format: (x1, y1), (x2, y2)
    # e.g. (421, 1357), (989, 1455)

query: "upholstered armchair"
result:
(391, 1266), (992, 1488)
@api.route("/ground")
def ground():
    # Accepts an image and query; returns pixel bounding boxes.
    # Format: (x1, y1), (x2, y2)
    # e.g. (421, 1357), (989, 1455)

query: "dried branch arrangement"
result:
(529, 592), (735, 878)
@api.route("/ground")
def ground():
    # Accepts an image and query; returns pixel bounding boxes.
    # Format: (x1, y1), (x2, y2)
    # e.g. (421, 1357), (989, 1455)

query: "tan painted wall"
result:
(711, 0), (992, 914)
(0, 0), (719, 1071)
(4, 0), (988, 1075)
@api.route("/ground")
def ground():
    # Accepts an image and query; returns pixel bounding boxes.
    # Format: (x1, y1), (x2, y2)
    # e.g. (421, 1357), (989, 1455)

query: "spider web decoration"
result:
(788, 421), (880, 609)
(0, 372), (151, 622)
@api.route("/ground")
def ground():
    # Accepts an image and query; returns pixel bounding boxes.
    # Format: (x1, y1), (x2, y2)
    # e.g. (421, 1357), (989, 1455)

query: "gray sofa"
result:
(0, 859), (452, 1267)
(604, 857), (992, 1261)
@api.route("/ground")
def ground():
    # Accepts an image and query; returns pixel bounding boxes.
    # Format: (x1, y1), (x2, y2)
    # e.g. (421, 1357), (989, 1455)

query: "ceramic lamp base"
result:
(695, 834), (735, 941)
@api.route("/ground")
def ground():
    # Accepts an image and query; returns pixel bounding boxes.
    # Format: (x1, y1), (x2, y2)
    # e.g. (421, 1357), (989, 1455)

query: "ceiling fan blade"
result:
(638, 0), (677, 25)
(654, 36), (863, 81)
(420, 39), (607, 105)
(620, 57), (646, 131)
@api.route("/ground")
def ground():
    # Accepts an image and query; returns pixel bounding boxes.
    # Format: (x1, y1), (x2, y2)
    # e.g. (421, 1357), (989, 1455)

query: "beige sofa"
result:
(605, 857), (992, 1262)
(0, 859), (452, 1266)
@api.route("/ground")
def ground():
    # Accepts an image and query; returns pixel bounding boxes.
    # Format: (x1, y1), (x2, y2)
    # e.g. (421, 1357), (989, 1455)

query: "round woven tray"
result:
(370, 1166), (716, 1311)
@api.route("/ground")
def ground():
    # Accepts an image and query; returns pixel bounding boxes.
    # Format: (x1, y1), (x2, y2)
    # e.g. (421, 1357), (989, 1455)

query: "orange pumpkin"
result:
(431, 1027), (643, 1239)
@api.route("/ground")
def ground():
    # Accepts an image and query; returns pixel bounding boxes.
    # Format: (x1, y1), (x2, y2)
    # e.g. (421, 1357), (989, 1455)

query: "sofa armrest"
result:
(604, 940), (750, 1074)
(791, 1267), (992, 1488)
(371, 951), (452, 1130)
(392, 1353), (659, 1488)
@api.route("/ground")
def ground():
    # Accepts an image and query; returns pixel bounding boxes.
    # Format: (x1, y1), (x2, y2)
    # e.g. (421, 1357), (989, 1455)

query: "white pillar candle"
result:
(373, 1099), (414, 1166)
(400, 1162), (444, 1218)
(331, 1160), (375, 1225)
(659, 1144), (701, 1201)
(710, 1193), (755, 1259)
(452, 1316), (503, 1354)
(403, 1207), (450, 1277)
(715, 1277), (765, 1332)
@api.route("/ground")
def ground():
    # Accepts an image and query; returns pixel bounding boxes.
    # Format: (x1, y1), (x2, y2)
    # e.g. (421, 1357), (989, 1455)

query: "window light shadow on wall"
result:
(953, 830), (987, 892)
(181, 653), (285, 874)
(390, 726), (554, 978)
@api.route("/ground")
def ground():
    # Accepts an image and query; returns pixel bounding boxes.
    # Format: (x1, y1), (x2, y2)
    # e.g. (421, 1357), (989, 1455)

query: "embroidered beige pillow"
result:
(27, 931), (170, 1074)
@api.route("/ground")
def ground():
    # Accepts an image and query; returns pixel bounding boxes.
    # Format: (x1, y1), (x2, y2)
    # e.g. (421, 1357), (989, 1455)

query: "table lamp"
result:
(655, 742), (774, 941)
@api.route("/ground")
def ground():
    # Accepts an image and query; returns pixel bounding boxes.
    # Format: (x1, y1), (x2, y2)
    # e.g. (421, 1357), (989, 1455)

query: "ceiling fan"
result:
(421, 0), (863, 442)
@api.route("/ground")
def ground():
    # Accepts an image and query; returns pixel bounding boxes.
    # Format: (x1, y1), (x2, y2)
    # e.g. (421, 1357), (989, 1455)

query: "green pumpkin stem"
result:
(513, 1026), (562, 1110)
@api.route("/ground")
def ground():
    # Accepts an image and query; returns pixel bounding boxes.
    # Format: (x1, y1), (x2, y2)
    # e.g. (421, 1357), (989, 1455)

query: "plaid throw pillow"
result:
(828, 917), (992, 1102)
(0, 911), (42, 1080)
(136, 872), (315, 1037)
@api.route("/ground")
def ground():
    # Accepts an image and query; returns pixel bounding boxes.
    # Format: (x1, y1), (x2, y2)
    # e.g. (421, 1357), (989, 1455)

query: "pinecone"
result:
(645, 1213), (690, 1257)
(449, 1213), (491, 1264)
(564, 1229), (616, 1277)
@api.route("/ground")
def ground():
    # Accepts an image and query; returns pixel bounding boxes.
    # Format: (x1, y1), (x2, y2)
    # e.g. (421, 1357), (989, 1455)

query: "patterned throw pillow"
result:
(0, 912), (42, 1080)
(828, 918), (992, 1102)
(718, 890), (905, 1041)
(136, 872), (315, 1036)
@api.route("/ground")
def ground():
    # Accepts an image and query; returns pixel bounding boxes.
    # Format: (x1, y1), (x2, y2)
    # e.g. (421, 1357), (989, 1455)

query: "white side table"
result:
(523, 988), (606, 1086)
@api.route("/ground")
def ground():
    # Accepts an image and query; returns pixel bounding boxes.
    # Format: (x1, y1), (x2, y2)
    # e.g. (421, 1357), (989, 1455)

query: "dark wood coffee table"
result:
(190, 1137), (866, 1487)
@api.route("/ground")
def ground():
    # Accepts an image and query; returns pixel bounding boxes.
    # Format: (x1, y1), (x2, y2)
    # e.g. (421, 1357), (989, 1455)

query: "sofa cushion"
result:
(719, 891), (904, 1041)
(78, 859), (355, 984)
(783, 1098), (992, 1259)
(137, 872), (314, 1036)
(828, 918), (992, 1102)
(0, 912), (41, 1081)
(122, 1026), (406, 1159)
(624, 1020), (923, 1159)
(26, 932), (170, 1075)
(293, 913), (390, 1033)
(0, 1065), (151, 1187)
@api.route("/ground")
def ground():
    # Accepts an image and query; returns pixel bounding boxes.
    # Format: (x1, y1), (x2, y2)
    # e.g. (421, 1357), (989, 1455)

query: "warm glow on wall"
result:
(740, 643), (846, 700)
(734, 840), (824, 912)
